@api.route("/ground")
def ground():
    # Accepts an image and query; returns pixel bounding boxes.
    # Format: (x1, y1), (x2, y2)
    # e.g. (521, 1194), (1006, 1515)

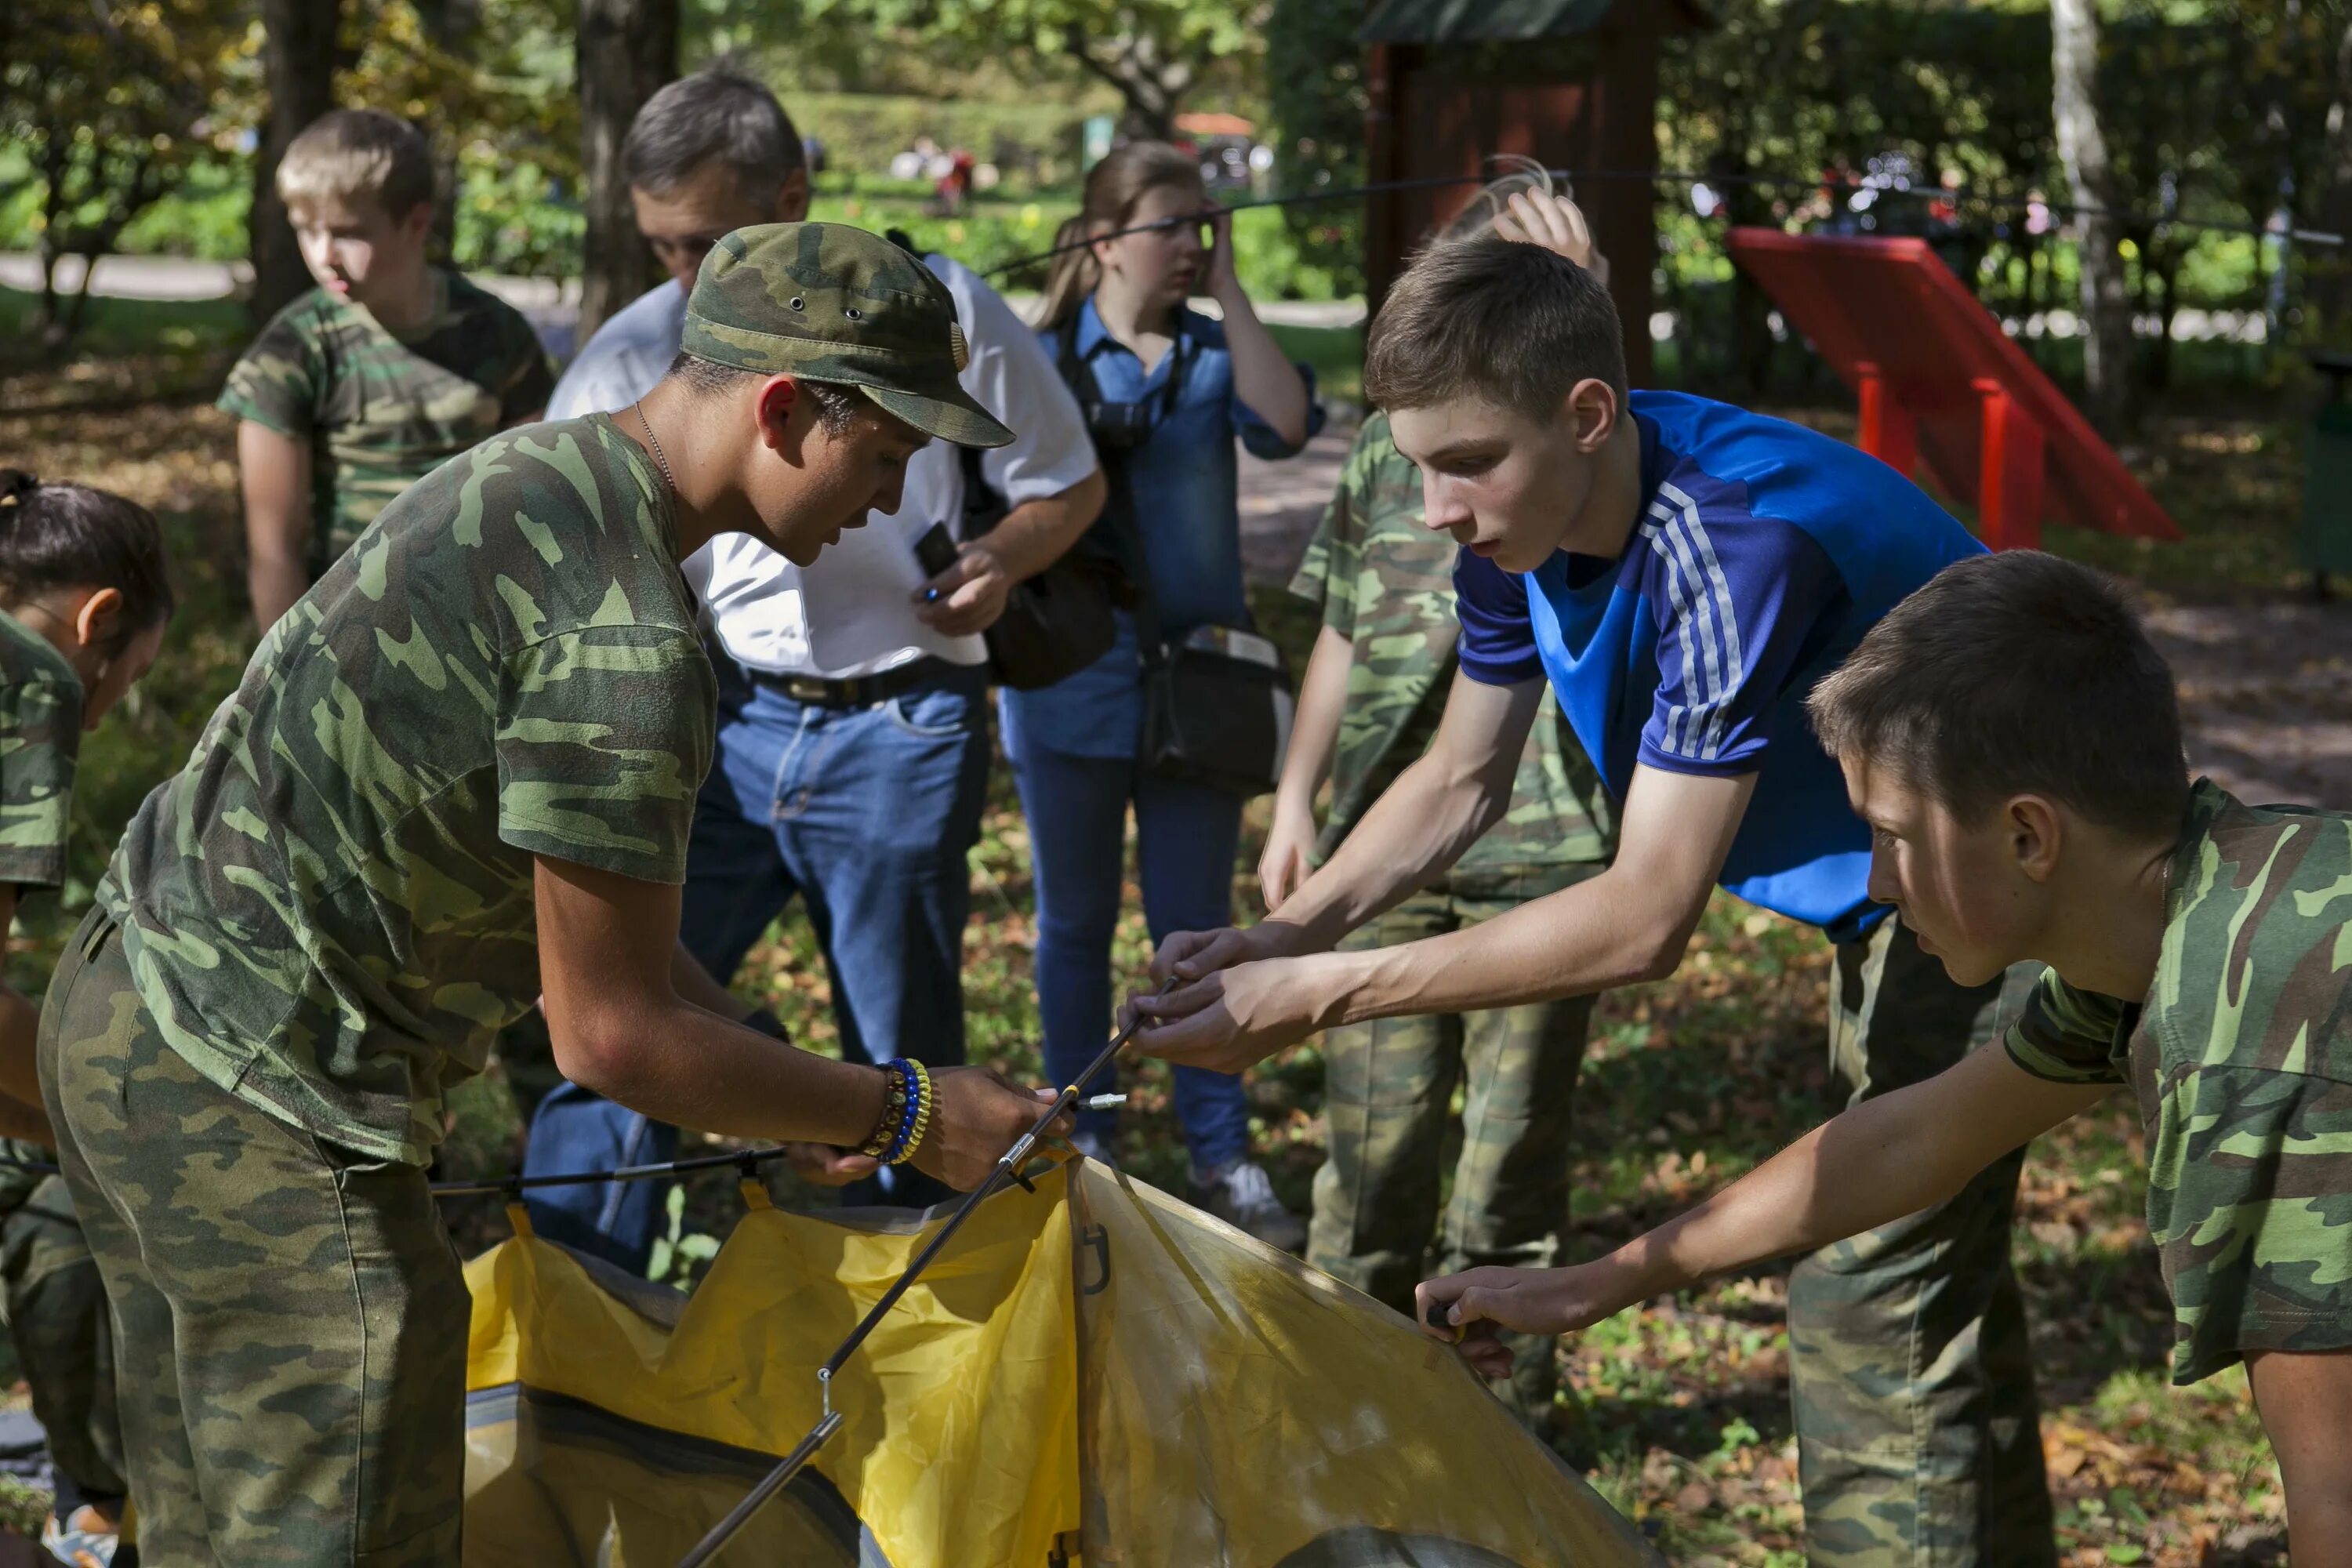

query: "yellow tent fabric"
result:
(463, 1162), (1660, 1567)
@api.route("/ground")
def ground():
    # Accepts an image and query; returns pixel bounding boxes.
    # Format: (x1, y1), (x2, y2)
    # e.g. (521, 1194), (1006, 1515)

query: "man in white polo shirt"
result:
(531, 68), (1105, 1249)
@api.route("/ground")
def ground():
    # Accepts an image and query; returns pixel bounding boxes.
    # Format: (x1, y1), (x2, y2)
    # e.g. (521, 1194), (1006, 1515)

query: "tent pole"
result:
(673, 981), (1178, 1568)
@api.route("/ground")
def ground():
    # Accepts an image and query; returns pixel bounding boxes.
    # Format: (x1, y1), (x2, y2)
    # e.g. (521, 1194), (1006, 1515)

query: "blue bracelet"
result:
(880, 1057), (922, 1164)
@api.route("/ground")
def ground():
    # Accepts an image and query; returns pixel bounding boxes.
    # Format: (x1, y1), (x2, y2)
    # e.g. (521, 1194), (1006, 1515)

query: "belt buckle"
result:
(785, 677), (831, 704)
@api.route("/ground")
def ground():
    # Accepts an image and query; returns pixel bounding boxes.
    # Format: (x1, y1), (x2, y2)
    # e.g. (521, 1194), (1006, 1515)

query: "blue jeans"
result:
(1006, 733), (1251, 1172)
(523, 660), (990, 1265)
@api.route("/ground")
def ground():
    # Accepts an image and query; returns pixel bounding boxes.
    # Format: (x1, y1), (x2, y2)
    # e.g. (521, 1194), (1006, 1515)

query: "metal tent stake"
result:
(674, 983), (1174, 1568)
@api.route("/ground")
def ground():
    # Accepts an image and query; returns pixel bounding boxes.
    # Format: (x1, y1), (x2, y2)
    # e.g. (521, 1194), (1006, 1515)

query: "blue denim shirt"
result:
(1001, 296), (1325, 760)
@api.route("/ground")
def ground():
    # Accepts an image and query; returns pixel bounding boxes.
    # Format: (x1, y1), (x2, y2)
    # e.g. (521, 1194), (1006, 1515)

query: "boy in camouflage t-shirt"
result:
(1419, 552), (2352, 1555)
(220, 108), (554, 632)
(41, 224), (1059, 1567)
(1269, 410), (1614, 1431)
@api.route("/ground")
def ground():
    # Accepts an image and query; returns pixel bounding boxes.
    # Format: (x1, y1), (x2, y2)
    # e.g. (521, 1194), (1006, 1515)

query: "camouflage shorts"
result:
(1788, 915), (2055, 1567)
(39, 912), (467, 1566)
(0, 1172), (125, 1506)
(1308, 866), (1598, 1433)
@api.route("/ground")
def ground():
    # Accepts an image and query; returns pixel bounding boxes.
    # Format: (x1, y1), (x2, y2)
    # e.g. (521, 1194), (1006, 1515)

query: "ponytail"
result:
(0, 471), (175, 652)
(1037, 213), (1102, 335)
(1036, 140), (1207, 332)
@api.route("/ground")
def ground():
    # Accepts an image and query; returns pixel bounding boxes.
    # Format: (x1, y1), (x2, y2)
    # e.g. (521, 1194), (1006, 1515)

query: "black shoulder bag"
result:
(956, 443), (1123, 690)
(884, 227), (1123, 691)
(1053, 314), (1294, 799)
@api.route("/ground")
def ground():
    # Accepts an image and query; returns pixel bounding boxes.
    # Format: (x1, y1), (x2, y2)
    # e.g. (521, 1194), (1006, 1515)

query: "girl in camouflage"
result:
(0, 468), (172, 1568)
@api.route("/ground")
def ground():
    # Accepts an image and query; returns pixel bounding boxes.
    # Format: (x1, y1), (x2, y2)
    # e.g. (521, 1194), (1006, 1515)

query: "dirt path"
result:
(1239, 427), (2352, 813)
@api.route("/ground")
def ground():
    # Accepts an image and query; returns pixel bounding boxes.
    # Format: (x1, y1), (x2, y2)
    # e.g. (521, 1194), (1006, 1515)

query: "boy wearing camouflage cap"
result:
(221, 108), (556, 633)
(1421, 551), (2352, 1561)
(40, 223), (1059, 1567)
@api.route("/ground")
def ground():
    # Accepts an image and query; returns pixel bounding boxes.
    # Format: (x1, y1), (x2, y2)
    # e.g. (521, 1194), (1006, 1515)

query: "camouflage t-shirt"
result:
(0, 611), (80, 1195)
(98, 416), (716, 1164)
(0, 608), (82, 891)
(218, 268), (557, 579)
(2005, 779), (2352, 1383)
(1287, 413), (1614, 875)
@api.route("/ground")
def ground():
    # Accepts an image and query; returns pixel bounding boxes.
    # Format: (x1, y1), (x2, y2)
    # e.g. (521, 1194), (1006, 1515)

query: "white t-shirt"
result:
(545, 280), (688, 423)
(547, 257), (1097, 679)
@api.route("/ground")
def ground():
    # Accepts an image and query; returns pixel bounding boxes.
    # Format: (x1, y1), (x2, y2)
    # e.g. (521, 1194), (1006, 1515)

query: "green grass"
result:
(1268, 321), (1364, 408)
(0, 284), (246, 368)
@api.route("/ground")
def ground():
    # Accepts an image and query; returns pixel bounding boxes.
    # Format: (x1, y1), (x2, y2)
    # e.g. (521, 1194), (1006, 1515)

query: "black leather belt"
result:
(745, 656), (948, 709)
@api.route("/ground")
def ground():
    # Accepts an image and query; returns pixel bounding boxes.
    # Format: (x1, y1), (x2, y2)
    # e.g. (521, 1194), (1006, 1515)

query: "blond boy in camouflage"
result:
(221, 108), (554, 632)
(1423, 551), (2352, 1564)
(41, 225), (1063, 1567)
(1269, 409), (1613, 1432)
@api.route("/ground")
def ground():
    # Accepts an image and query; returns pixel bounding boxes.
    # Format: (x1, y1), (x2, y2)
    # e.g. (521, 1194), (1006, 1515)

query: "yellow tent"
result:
(463, 1161), (1661, 1567)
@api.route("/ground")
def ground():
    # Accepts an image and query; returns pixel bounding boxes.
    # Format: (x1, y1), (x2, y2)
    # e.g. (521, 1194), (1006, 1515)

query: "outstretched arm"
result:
(1131, 760), (1750, 1073)
(1417, 1043), (2111, 1375)
(534, 855), (1064, 1189)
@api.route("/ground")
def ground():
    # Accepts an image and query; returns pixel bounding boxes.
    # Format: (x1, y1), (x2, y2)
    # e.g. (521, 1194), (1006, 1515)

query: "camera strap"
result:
(1051, 307), (1203, 668)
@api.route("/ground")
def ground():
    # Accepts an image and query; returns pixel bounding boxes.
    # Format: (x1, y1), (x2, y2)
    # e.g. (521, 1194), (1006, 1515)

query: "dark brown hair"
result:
(1363, 233), (1626, 421)
(664, 352), (868, 434)
(1806, 551), (2190, 840)
(0, 471), (174, 652)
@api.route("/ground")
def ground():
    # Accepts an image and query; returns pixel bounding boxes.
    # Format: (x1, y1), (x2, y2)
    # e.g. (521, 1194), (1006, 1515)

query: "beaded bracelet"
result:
(869, 1057), (925, 1165)
(891, 1061), (935, 1167)
(858, 1062), (910, 1160)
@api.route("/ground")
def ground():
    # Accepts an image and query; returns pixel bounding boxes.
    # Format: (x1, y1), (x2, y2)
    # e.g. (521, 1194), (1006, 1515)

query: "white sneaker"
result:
(42, 1505), (120, 1567)
(1189, 1159), (1307, 1252)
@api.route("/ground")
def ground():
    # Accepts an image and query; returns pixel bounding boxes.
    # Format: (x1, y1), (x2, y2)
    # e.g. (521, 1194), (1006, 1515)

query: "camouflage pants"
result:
(39, 913), (468, 1567)
(0, 1170), (126, 1508)
(1791, 915), (2056, 1567)
(1308, 868), (1598, 1433)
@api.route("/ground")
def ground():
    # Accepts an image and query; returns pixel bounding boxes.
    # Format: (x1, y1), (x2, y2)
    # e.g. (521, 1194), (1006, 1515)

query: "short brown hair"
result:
(1806, 552), (2190, 841)
(276, 108), (434, 218)
(1363, 234), (1626, 421)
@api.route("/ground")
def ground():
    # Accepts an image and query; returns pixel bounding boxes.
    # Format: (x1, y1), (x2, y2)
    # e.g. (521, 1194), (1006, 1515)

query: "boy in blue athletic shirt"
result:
(1128, 191), (2056, 1566)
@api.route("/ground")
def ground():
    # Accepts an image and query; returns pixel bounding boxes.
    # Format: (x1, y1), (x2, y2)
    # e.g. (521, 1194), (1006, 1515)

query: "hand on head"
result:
(1493, 191), (1612, 287)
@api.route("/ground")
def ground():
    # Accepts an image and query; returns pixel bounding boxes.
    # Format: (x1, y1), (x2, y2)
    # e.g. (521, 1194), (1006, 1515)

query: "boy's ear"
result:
(2006, 795), (2065, 884)
(754, 375), (802, 451)
(397, 201), (436, 239)
(1563, 378), (1621, 452)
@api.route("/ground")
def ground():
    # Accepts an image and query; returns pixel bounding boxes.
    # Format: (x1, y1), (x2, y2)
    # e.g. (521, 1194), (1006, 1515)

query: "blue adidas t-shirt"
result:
(1454, 390), (1985, 942)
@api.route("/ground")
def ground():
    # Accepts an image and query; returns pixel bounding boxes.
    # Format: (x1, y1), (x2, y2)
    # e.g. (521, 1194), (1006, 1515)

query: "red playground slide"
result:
(1722, 227), (2178, 550)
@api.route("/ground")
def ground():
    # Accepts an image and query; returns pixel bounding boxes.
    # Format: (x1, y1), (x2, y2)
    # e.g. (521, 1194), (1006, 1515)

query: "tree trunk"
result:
(2051, 0), (2135, 435)
(416, 0), (481, 263)
(576, 0), (678, 346)
(251, 0), (347, 328)
(2308, 14), (2352, 345)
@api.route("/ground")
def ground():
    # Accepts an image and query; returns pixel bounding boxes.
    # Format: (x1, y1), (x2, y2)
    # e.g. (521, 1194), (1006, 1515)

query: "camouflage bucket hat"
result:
(682, 222), (1014, 448)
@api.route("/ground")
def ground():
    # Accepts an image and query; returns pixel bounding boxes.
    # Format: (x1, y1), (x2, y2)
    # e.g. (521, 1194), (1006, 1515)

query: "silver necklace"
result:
(632, 401), (676, 493)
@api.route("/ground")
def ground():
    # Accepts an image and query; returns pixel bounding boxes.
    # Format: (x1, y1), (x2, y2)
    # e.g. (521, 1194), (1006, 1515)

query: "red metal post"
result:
(1973, 377), (2046, 551)
(1855, 361), (1918, 478)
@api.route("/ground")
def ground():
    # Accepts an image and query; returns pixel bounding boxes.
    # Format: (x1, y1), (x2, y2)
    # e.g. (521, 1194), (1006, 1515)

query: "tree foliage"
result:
(804, 0), (1263, 137)
(1, 0), (250, 347)
(1265, 0), (1367, 296)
